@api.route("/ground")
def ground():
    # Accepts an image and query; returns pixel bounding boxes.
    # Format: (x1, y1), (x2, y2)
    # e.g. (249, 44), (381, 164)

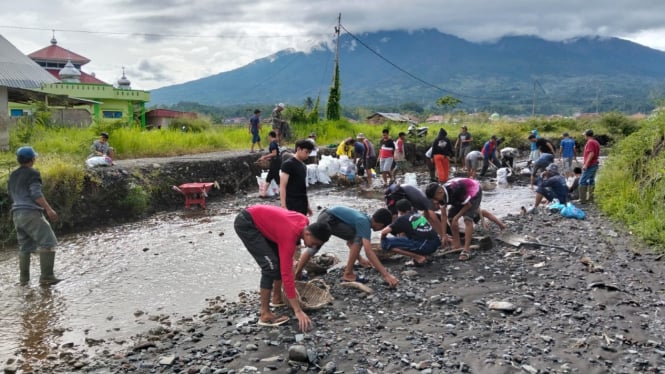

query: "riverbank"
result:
(6, 199), (664, 373)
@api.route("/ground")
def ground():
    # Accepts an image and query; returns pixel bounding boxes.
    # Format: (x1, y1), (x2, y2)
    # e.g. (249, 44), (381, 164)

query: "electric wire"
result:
(339, 24), (483, 100)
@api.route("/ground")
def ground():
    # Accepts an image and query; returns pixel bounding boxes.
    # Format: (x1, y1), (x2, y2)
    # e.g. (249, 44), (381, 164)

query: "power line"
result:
(339, 24), (483, 100)
(0, 24), (328, 39)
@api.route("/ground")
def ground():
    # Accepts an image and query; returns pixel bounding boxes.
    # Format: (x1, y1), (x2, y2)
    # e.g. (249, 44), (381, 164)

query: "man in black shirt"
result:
(280, 139), (315, 215)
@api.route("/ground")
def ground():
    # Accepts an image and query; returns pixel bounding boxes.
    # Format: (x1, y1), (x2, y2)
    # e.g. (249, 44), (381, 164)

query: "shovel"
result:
(497, 231), (577, 253)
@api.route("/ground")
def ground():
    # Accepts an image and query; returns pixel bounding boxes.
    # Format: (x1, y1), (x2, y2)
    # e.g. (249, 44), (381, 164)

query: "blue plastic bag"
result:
(560, 202), (586, 220)
(547, 199), (565, 213)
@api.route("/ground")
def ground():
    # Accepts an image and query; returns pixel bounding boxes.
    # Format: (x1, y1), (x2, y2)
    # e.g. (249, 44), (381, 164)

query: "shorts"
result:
(12, 209), (58, 254)
(536, 186), (557, 202)
(364, 157), (377, 171)
(562, 157), (573, 173)
(251, 131), (260, 143)
(466, 155), (481, 170)
(379, 157), (393, 173)
(447, 190), (482, 222)
(459, 146), (471, 159)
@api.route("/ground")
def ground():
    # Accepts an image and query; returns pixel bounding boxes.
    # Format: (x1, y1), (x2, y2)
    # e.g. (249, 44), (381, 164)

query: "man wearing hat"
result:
(559, 132), (577, 178)
(8, 146), (61, 285)
(90, 132), (115, 159)
(271, 103), (287, 145)
(357, 133), (376, 188)
(527, 163), (568, 214)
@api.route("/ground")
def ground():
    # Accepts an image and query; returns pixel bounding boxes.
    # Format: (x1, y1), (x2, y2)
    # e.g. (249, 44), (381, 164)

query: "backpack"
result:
(384, 184), (407, 215)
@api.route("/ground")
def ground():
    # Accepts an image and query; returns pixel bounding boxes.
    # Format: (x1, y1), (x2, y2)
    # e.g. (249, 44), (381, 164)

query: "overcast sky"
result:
(3, 0), (665, 91)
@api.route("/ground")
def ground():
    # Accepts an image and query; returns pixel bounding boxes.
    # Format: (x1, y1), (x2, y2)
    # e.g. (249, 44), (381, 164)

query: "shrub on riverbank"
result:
(596, 113), (665, 247)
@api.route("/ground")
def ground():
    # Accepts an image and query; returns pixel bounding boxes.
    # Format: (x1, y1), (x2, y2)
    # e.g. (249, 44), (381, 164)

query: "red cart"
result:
(172, 182), (215, 209)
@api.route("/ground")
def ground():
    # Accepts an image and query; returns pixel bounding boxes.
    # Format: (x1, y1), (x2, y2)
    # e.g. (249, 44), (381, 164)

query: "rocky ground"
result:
(5, 196), (665, 373)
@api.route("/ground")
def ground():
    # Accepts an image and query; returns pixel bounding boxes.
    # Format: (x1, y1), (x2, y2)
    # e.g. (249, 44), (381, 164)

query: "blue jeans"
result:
(580, 164), (598, 186)
(381, 236), (440, 255)
(532, 153), (554, 176)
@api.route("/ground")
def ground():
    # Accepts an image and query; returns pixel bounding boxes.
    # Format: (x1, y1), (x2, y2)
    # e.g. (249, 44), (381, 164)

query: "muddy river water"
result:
(0, 180), (536, 363)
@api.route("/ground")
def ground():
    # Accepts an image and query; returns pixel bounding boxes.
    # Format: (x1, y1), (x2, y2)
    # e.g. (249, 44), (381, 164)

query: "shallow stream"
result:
(0, 179), (535, 364)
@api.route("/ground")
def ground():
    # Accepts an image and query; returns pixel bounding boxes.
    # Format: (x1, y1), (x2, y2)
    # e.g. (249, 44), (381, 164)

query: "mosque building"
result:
(9, 34), (150, 127)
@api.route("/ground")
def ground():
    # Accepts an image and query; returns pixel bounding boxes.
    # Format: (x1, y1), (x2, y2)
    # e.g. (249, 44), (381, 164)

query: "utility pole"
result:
(335, 13), (341, 68)
(326, 13), (342, 120)
(532, 80), (536, 117)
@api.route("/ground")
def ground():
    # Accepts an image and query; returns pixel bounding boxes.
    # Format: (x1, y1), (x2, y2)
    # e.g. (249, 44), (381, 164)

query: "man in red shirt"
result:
(234, 205), (331, 331)
(579, 129), (600, 204)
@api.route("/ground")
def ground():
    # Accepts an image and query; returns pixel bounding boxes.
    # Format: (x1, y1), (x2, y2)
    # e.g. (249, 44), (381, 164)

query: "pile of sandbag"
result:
(257, 170), (279, 197)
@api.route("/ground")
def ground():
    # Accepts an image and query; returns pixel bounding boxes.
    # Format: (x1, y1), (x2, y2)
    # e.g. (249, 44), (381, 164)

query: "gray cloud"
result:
(3, 0), (665, 89)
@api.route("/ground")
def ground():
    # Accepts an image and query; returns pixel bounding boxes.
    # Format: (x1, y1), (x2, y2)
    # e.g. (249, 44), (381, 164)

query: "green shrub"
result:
(168, 117), (211, 132)
(596, 113), (665, 247)
(600, 111), (639, 137)
(118, 183), (150, 216)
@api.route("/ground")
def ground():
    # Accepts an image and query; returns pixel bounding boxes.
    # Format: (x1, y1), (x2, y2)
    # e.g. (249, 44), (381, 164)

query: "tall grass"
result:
(596, 113), (665, 246)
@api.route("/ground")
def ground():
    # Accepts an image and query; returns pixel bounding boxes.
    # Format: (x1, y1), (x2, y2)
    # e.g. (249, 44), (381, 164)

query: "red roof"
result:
(45, 69), (108, 85)
(146, 109), (197, 119)
(29, 45), (90, 65)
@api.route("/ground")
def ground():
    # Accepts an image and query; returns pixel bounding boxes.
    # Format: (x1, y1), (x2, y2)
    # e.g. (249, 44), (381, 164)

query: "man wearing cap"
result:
(579, 129), (600, 204)
(234, 205), (331, 331)
(455, 126), (473, 170)
(271, 103), (287, 145)
(527, 163), (568, 213)
(357, 133), (376, 188)
(8, 146), (61, 285)
(249, 109), (263, 153)
(559, 132), (577, 178)
(90, 132), (115, 159)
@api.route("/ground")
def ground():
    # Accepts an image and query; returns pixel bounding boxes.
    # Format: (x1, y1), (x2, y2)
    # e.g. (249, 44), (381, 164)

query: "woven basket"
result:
(283, 279), (334, 311)
(304, 253), (340, 276)
(371, 242), (397, 260)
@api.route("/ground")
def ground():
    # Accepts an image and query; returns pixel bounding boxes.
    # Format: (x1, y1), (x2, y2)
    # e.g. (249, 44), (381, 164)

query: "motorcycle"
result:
(407, 124), (429, 137)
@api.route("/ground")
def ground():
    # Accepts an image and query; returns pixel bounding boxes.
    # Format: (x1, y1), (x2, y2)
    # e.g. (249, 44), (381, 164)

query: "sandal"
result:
(258, 315), (289, 327)
(341, 275), (369, 284)
(458, 250), (472, 261)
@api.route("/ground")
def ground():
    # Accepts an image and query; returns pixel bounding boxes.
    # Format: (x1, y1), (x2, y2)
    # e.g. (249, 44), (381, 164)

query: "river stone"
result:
(288, 345), (308, 362)
(321, 361), (337, 373)
(487, 301), (517, 312)
(159, 355), (176, 365)
(3, 365), (17, 374)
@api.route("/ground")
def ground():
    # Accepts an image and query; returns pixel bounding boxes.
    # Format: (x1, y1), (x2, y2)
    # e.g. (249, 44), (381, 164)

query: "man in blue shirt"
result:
(294, 206), (399, 288)
(558, 132), (577, 178)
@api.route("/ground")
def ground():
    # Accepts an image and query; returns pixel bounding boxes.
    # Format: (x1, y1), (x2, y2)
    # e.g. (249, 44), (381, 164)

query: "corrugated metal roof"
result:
(0, 35), (59, 89)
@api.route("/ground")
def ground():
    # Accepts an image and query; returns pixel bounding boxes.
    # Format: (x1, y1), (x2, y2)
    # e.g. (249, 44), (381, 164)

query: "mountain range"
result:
(149, 29), (665, 115)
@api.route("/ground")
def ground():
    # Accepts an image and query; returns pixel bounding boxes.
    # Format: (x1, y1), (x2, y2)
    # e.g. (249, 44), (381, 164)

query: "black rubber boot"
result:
(39, 251), (62, 285)
(19, 252), (30, 284)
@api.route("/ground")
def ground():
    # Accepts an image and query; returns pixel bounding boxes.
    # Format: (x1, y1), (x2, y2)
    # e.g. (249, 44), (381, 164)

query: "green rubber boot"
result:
(19, 252), (30, 284)
(578, 186), (588, 204)
(39, 251), (62, 285)
(588, 186), (595, 203)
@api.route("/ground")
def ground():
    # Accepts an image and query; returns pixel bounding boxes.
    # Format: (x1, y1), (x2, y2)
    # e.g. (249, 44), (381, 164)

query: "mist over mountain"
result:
(150, 29), (665, 115)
